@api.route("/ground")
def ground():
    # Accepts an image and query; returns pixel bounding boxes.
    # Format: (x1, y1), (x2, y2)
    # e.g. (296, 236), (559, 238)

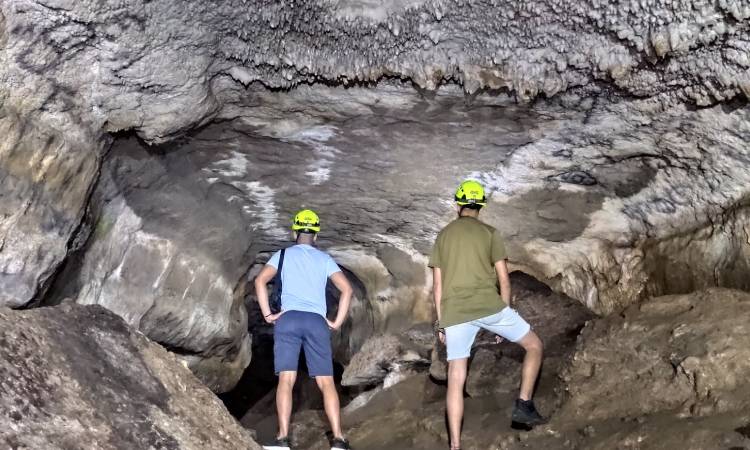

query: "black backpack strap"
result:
(270, 248), (286, 313)
(276, 248), (286, 286)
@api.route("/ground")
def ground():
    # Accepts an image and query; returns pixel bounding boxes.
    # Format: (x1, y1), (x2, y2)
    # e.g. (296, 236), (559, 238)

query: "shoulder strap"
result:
(270, 248), (286, 313)
(275, 248), (286, 293)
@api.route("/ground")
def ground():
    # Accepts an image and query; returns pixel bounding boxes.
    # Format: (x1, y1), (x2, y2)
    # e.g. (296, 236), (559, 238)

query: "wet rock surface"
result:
(0, 303), (260, 450)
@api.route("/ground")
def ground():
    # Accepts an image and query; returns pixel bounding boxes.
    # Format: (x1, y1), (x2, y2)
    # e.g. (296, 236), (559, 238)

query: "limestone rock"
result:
(0, 108), (103, 309)
(1, 0), (749, 323)
(280, 290), (750, 450)
(52, 137), (252, 393)
(342, 331), (431, 387)
(171, 84), (750, 315)
(0, 303), (261, 450)
(561, 288), (750, 421)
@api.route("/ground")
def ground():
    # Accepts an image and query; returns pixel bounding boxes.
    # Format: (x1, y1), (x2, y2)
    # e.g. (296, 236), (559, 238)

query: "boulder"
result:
(0, 303), (261, 450)
(342, 329), (432, 387)
(53, 137), (252, 393)
(561, 288), (750, 421)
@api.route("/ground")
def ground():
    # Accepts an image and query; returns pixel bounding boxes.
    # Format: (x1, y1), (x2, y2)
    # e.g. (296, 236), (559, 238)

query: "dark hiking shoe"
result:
(330, 437), (351, 449)
(511, 399), (548, 426)
(263, 436), (291, 450)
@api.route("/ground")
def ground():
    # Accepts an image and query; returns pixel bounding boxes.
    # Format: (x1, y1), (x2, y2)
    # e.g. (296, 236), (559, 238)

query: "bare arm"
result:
(432, 267), (443, 324)
(254, 265), (279, 323)
(494, 259), (512, 307)
(329, 271), (353, 330)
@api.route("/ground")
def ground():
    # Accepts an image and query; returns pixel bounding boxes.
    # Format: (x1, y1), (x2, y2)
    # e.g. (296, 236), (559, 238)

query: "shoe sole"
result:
(511, 416), (548, 426)
(263, 446), (290, 450)
(511, 412), (548, 427)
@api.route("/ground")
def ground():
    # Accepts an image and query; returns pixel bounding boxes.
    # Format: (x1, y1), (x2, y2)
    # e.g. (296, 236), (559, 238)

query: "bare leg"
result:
(276, 371), (297, 438)
(447, 358), (468, 450)
(517, 331), (543, 400)
(315, 375), (343, 439)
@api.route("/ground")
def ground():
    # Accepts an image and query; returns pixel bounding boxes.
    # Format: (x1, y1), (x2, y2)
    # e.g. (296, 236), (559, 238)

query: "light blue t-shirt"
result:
(266, 244), (341, 318)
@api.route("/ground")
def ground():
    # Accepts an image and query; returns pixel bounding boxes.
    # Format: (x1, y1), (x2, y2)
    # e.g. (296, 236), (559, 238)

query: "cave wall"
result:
(0, 103), (104, 309)
(2, 0), (748, 310)
(47, 136), (254, 392)
(1, 0), (750, 390)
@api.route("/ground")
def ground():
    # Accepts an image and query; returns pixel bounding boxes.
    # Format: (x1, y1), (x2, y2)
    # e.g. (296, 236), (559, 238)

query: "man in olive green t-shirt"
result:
(429, 180), (546, 450)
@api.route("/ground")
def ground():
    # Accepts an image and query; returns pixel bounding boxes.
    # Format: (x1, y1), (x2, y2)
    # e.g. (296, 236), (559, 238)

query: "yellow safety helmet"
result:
(454, 179), (487, 206)
(292, 209), (321, 233)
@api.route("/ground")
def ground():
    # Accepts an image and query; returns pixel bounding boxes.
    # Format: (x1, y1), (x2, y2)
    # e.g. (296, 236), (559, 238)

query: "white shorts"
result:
(445, 307), (531, 361)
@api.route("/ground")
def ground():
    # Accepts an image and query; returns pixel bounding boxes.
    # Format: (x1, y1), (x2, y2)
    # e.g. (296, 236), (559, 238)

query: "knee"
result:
(447, 364), (467, 385)
(278, 373), (296, 390)
(524, 333), (543, 353)
(315, 376), (336, 391)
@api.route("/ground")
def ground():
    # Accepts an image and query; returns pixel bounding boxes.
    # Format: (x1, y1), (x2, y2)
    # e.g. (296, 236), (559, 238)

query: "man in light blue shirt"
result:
(265, 243), (342, 318)
(255, 209), (353, 450)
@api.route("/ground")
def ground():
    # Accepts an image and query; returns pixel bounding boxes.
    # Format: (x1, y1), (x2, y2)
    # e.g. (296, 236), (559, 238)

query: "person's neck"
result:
(296, 235), (316, 246)
(459, 211), (480, 219)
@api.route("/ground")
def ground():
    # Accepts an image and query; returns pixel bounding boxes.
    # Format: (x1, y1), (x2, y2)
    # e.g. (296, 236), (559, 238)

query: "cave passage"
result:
(3, 1), (750, 448)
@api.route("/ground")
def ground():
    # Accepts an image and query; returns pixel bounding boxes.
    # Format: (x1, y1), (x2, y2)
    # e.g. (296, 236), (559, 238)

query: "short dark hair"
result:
(460, 203), (483, 211)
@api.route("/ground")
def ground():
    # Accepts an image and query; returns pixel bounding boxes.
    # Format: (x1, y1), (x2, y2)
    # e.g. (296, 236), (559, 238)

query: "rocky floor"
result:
(238, 288), (750, 450)
(239, 272), (593, 449)
(1, 2), (750, 449)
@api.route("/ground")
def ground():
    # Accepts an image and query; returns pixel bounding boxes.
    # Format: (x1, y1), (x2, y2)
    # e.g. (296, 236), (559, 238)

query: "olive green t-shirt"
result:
(428, 216), (507, 328)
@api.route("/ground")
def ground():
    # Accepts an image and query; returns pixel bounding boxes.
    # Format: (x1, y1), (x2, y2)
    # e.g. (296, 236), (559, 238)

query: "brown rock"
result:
(0, 304), (260, 450)
(561, 288), (750, 421)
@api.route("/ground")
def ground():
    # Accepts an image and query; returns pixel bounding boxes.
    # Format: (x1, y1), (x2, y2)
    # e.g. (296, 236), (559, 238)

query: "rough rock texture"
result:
(561, 288), (750, 421)
(3, 0), (748, 144)
(0, 101), (104, 309)
(486, 96), (750, 313)
(145, 84), (750, 316)
(0, 303), (260, 450)
(2, 0), (750, 410)
(49, 136), (253, 393)
(2, 0), (750, 315)
(341, 328), (432, 387)
(277, 289), (750, 450)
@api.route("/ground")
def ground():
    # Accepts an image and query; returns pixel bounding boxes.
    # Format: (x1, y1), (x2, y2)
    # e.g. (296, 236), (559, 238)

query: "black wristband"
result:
(264, 313), (273, 318)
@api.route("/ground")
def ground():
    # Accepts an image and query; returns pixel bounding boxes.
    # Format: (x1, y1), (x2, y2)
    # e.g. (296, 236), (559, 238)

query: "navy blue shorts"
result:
(274, 310), (333, 377)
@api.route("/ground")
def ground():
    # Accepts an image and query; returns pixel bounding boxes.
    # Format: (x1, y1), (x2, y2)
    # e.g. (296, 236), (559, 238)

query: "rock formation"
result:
(0, 303), (260, 449)
(2, 0), (749, 317)
(277, 289), (750, 450)
(1, 0), (750, 431)
(561, 288), (750, 421)
(48, 136), (253, 392)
